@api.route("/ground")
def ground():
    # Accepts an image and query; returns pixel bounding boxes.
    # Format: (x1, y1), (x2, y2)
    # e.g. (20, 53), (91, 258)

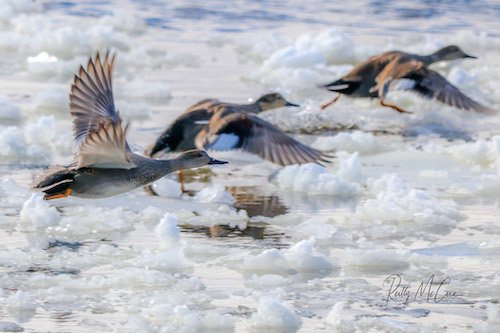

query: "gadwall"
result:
(147, 94), (329, 166)
(321, 45), (492, 113)
(33, 52), (227, 200)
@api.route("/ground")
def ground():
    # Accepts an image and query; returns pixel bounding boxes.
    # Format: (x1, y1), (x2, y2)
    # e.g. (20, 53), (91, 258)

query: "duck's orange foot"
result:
(320, 94), (341, 110)
(380, 100), (413, 114)
(44, 188), (72, 200)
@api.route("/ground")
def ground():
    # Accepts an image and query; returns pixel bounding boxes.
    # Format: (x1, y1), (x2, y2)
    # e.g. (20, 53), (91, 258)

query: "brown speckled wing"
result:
(70, 51), (123, 149)
(77, 122), (135, 169)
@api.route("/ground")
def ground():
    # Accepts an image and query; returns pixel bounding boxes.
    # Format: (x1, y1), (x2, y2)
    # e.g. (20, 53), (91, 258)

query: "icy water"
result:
(1, 0), (500, 332)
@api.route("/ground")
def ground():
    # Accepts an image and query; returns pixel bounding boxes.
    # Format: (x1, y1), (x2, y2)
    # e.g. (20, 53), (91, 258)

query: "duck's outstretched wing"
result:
(198, 112), (329, 166)
(70, 51), (135, 169)
(411, 69), (493, 113)
(378, 59), (494, 113)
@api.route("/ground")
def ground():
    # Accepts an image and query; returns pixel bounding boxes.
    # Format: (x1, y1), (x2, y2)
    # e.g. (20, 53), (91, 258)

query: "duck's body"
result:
(322, 45), (492, 113)
(33, 52), (226, 200)
(36, 155), (174, 198)
(324, 51), (401, 98)
(147, 94), (297, 155)
(147, 94), (329, 166)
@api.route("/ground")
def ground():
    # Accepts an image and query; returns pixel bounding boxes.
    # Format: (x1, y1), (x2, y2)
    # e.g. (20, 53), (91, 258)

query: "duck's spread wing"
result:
(70, 51), (135, 169)
(77, 122), (135, 169)
(202, 112), (328, 166)
(379, 60), (493, 113)
(411, 69), (493, 113)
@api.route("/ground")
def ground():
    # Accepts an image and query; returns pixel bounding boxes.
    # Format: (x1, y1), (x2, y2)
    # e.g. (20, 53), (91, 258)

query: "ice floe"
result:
(249, 296), (301, 330)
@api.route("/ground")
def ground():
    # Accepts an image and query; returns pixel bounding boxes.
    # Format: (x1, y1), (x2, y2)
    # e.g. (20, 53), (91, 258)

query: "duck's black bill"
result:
(463, 54), (477, 59)
(207, 158), (228, 165)
(285, 101), (300, 107)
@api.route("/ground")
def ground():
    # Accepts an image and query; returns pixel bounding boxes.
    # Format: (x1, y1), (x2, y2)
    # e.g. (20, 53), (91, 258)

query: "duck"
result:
(146, 93), (329, 166)
(33, 51), (227, 200)
(321, 45), (492, 113)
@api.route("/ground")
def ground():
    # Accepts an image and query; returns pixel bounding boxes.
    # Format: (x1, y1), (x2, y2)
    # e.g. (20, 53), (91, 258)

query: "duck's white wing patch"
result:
(193, 120), (210, 125)
(76, 122), (136, 169)
(390, 78), (416, 91)
(205, 133), (240, 150)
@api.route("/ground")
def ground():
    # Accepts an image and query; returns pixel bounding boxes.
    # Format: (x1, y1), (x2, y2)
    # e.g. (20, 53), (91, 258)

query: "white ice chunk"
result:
(194, 184), (235, 204)
(19, 193), (61, 229)
(274, 163), (361, 197)
(151, 178), (182, 198)
(155, 213), (181, 250)
(250, 296), (302, 330)
(285, 238), (336, 273)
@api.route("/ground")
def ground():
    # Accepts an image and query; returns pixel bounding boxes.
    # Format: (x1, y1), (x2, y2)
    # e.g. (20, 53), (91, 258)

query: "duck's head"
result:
(175, 150), (228, 169)
(256, 93), (300, 111)
(433, 45), (477, 61)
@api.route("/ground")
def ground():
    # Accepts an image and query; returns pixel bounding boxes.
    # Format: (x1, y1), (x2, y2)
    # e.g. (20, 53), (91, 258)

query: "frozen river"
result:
(0, 0), (499, 332)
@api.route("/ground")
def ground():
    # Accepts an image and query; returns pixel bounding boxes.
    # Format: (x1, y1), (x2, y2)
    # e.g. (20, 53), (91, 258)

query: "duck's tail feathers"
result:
(323, 79), (360, 94)
(33, 166), (75, 199)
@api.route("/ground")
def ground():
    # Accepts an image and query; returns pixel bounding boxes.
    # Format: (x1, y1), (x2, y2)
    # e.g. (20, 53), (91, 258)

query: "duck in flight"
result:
(321, 45), (493, 113)
(147, 93), (329, 166)
(33, 52), (227, 200)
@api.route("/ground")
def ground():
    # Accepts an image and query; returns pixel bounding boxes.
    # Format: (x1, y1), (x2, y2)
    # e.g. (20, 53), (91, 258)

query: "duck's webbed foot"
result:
(44, 188), (72, 200)
(178, 169), (186, 193)
(320, 94), (341, 110)
(380, 100), (413, 114)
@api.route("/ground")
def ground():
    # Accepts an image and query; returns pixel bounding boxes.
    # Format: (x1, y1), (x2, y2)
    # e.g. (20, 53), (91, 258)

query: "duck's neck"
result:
(414, 53), (439, 66)
(154, 158), (185, 177)
(240, 101), (263, 113)
(420, 49), (451, 65)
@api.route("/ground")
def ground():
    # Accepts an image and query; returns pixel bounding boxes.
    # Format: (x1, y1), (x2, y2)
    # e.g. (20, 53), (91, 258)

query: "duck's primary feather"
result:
(377, 58), (493, 113)
(69, 51), (134, 169)
(198, 110), (327, 166)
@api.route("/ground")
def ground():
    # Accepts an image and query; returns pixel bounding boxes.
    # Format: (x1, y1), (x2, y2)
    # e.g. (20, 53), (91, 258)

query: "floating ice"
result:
(5, 291), (36, 323)
(295, 216), (336, 240)
(0, 178), (31, 205)
(418, 169), (449, 179)
(30, 88), (68, 115)
(0, 322), (24, 332)
(313, 131), (385, 154)
(194, 184), (235, 205)
(285, 238), (336, 273)
(151, 178), (182, 198)
(274, 163), (361, 197)
(98, 11), (146, 34)
(243, 239), (335, 275)
(250, 296), (302, 330)
(27, 51), (57, 63)
(0, 116), (70, 162)
(474, 303), (500, 333)
(337, 152), (364, 183)
(0, 126), (26, 159)
(119, 79), (172, 105)
(448, 136), (500, 168)
(51, 206), (136, 241)
(356, 174), (465, 236)
(246, 274), (290, 290)
(242, 249), (292, 275)
(324, 302), (355, 331)
(175, 205), (248, 229)
(155, 213), (181, 250)
(0, 96), (21, 122)
(19, 193), (61, 230)
(343, 249), (410, 273)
